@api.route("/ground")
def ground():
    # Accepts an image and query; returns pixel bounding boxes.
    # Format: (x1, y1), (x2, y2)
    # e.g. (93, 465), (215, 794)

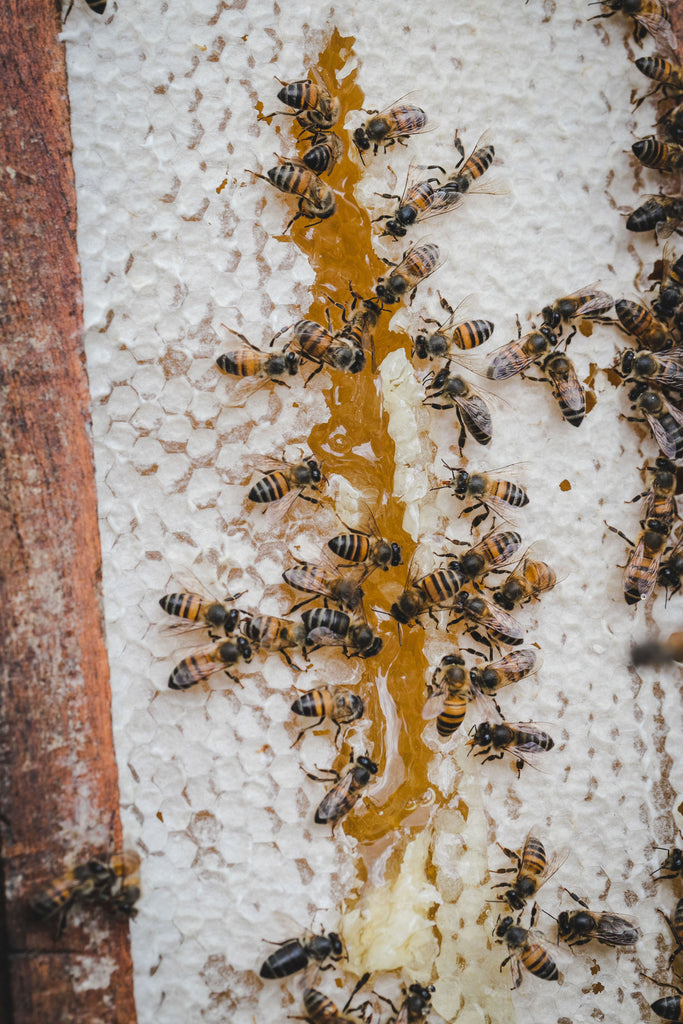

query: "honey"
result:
(260, 30), (464, 852)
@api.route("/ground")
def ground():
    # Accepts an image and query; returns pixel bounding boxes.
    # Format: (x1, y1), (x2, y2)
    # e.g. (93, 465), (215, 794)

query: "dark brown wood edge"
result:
(0, 1), (137, 1021)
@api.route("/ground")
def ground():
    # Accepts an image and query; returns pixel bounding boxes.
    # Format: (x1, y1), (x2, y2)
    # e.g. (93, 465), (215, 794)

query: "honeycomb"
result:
(63, 1), (683, 1021)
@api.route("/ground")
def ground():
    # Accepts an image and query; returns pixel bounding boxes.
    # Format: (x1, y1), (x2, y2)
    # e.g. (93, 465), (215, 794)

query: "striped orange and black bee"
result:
(492, 549), (557, 610)
(412, 294), (494, 361)
(353, 100), (428, 160)
(470, 648), (540, 696)
(607, 518), (671, 605)
(247, 455), (324, 514)
(255, 157), (336, 230)
(442, 130), (496, 196)
(557, 890), (641, 948)
(216, 325), (299, 394)
(375, 241), (441, 305)
(390, 561), (461, 627)
(654, 242), (683, 326)
(468, 720), (554, 775)
(615, 298), (672, 351)
(451, 589), (524, 652)
(495, 906), (560, 989)
(167, 636), (252, 690)
(301, 607), (383, 659)
(292, 318), (366, 380)
(303, 134), (344, 176)
(377, 159), (444, 238)
(634, 56), (683, 109)
(486, 320), (558, 381)
(309, 753), (379, 826)
(241, 615), (309, 668)
(423, 362), (496, 451)
(626, 195), (683, 243)
(630, 458), (679, 530)
(616, 346), (683, 392)
(283, 560), (367, 616)
(268, 70), (340, 137)
(632, 138), (683, 174)
(446, 530), (522, 585)
(159, 590), (243, 638)
(627, 384), (683, 462)
(492, 831), (568, 912)
(423, 651), (471, 739)
(327, 507), (402, 576)
(541, 286), (613, 337)
(290, 685), (364, 746)
(643, 975), (683, 1022)
(589, 0), (677, 50)
(435, 463), (529, 530)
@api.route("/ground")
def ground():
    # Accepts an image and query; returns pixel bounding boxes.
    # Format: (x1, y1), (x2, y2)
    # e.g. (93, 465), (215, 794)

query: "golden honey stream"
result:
(259, 29), (451, 864)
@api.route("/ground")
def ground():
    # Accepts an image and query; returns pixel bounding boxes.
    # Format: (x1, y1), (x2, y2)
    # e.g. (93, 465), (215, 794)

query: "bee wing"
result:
(372, 95), (432, 140)
(625, 534), (661, 599)
(306, 626), (345, 647)
(283, 564), (334, 597)
(168, 641), (236, 688)
(422, 690), (448, 721)
(660, 239), (679, 285)
(644, 397), (683, 460)
(451, 390), (494, 437)
(535, 845), (571, 888)
(221, 377), (275, 408)
(467, 596), (525, 644)
(315, 769), (357, 819)
(634, 10), (678, 52)
(508, 952), (523, 990)
(562, 285), (614, 319)
(652, 347), (683, 389)
(486, 337), (543, 381)
(590, 912), (641, 946)
(549, 358), (585, 413)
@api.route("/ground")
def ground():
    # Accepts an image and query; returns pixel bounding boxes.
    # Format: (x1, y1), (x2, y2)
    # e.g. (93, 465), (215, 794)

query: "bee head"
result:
(285, 351), (300, 375)
(352, 127), (370, 153)
(236, 636), (253, 661)
(413, 333), (429, 359)
(541, 304), (561, 329)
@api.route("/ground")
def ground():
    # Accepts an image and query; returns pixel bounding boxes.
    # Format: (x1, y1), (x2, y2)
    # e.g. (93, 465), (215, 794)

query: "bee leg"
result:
(605, 522), (635, 547)
(514, 758), (524, 776)
(515, 313), (523, 340)
(62, 0), (75, 20)
(640, 972), (683, 995)
(290, 717), (324, 748)
(304, 362), (325, 385)
(376, 993), (400, 1014)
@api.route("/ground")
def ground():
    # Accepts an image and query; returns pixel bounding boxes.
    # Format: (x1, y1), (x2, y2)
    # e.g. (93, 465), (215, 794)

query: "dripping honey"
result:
(260, 29), (462, 850)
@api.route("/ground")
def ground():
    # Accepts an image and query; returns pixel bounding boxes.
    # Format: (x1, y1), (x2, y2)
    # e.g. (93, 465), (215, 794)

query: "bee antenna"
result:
(540, 906), (558, 921)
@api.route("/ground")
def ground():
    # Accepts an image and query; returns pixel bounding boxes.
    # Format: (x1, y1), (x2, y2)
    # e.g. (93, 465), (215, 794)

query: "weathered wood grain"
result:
(0, 1), (137, 1021)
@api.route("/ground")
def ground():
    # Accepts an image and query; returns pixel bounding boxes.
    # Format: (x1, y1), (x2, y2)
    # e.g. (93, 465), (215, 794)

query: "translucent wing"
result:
(549, 358), (585, 413)
(644, 396), (683, 459)
(634, 10), (677, 52)
(452, 390), (494, 437)
(624, 535), (661, 600)
(562, 284), (614, 319)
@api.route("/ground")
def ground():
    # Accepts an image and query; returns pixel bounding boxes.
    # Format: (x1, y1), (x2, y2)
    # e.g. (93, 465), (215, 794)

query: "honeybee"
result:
(486, 321), (558, 381)
(628, 384), (683, 461)
(412, 294), (495, 361)
(495, 906), (560, 989)
(31, 862), (98, 927)
(259, 929), (344, 979)
(255, 158), (335, 231)
(435, 462), (529, 530)
(241, 615), (309, 668)
(216, 325), (299, 394)
(558, 889), (641, 948)
(378, 159), (444, 238)
(626, 195), (683, 243)
(378, 983), (435, 1023)
(301, 988), (356, 1024)
(325, 290), (381, 371)
(588, 0), (677, 49)
(492, 832), (568, 911)
(662, 102), (683, 147)
(451, 589), (524, 651)
(654, 241), (683, 325)
(423, 652), (472, 738)
(642, 974), (683, 1022)
(492, 550), (557, 610)
(389, 563), (461, 626)
(292, 319), (366, 381)
(659, 897), (683, 966)
(159, 591), (243, 638)
(447, 530), (523, 584)
(469, 648), (540, 695)
(301, 607), (383, 658)
(303, 134), (344, 176)
(606, 518), (671, 605)
(375, 241), (441, 305)
(615, 298), (672, 351)
(309, 753), (379, 826)
(167, 636), (252, 690)
(616, 346), (683, 391)
(442, 130), (496, 195)
(327, 508), (402, 575)
(352, 100), (428, 159)
(291, 686), (364, 746)
(541, 286), (614, 337)
(468, 720), (554, 774)
(633, 138), (683, 174)
(100, 850), (141, 917)
(270, 71), (340, 135)
(247, 455), (324, 513)
(283, 560), (366, 615)
(659, 537), (683, 600)
(634, 56), (683, 106)
(528, 350), (585, 427)
(422, 363), (495, 451)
